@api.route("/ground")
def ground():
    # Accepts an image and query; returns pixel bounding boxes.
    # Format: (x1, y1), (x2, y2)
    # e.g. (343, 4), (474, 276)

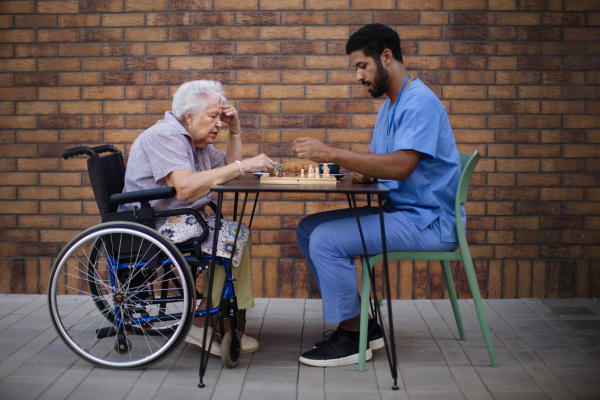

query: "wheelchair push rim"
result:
(48, 222), (195, 369)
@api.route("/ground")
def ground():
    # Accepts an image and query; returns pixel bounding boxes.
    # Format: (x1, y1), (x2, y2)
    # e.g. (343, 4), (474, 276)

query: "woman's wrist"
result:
(234, 160), (245, 176)
(229, 125), (242, 135)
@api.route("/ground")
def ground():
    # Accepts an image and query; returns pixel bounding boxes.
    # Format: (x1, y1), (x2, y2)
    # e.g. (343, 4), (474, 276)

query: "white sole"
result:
(370, 337), (384, 350)
(299, 349), (373, 367)
(184, 336), (220, 356)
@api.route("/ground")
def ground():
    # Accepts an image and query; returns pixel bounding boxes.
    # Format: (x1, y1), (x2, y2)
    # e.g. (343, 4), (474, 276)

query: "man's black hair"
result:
(345, 23), (403, 63)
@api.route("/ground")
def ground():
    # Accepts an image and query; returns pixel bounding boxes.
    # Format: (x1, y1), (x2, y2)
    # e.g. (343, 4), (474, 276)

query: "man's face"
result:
(350, 50), (390, 98)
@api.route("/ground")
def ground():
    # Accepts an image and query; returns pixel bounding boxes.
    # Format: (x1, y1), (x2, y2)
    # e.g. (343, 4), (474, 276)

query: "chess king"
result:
(292, 24), (465, 367)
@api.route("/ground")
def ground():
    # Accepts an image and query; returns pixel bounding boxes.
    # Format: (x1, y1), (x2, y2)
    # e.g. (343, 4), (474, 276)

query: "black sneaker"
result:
(313, 319), (384, 351)
(300, 327), (372, 367)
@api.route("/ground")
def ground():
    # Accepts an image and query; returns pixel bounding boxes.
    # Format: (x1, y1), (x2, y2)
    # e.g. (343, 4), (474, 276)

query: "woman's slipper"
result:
(184, 325), (220, 356)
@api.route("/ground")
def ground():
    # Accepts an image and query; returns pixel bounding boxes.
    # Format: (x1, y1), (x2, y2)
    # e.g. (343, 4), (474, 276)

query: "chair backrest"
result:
(456, 151), (481, 207)
(87, 148), (126, 218)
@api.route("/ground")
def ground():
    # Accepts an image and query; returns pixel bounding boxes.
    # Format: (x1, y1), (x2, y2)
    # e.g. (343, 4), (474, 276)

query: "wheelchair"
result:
(48, 144), (245, 370)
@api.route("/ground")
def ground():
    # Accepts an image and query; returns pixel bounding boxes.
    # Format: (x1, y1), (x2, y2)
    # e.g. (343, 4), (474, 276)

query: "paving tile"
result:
(400, 367), (457, 386)
(518, 362), (576, 400)
(534, 350), (596, 370)
(405, 384), (465, 400)
(475, 365), (535, 386)
(0, 376), (54, 400)
(449, 365), (494, 400)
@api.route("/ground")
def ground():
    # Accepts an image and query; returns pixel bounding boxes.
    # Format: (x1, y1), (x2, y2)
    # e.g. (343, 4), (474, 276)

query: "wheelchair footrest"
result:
(96, 326), (117, 339)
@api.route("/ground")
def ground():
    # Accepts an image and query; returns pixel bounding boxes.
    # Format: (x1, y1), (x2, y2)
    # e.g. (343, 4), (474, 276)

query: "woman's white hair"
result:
(172, 80), (227, 121)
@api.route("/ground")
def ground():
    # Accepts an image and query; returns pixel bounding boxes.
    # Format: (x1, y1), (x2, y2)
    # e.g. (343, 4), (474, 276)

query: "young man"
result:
(292, 24), (465, 367)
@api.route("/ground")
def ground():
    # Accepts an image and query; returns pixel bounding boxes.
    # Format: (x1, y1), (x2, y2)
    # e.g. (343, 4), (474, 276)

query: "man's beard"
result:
(365, 57), (390, 98)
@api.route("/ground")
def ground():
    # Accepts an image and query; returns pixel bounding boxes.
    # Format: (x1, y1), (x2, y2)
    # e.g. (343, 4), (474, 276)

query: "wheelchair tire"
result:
(236, 309), (246, 334)
(48, 221), (196, 369)
(220, 331), (241, 368)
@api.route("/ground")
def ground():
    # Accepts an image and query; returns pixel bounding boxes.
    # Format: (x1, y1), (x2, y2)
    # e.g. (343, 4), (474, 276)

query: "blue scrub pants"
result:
(296, 206), (458, 323)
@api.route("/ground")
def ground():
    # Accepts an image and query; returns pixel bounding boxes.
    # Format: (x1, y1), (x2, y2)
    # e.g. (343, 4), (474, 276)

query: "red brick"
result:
(496, 101), (539, 114)
(103, 72), (145, 86)
(281, 12), (326, 25)
(38, 59), (80, 72)
(81, 116), (124, 128)
(518, 173), (560, 187)
(191, 12), (235, 25)
(58, 15), (101, 28)
(519, 27), (562, 41)
(518, 115), (562, 129)
(442, 57), (486, 70)
(102, 43), (145, 56)
(486, 87), (514, 100)
(125, 0), (168, 11)
(542, 72), (584, 85)
(169, 28), (212, 41)
(520, 57), (562, 70)
(489, 27), (517, 41)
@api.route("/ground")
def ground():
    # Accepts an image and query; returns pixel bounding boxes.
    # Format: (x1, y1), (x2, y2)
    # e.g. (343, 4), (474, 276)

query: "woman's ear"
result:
(184, 110), (193, 127)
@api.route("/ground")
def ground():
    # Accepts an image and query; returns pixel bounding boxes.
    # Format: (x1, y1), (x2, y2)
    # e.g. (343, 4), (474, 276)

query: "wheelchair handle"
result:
(62, 146), (92, 160)
(62, 145), (120, 160)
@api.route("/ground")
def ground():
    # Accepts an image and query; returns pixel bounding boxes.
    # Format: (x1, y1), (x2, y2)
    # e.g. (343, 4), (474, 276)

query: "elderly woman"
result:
(121, 80), (274, 355)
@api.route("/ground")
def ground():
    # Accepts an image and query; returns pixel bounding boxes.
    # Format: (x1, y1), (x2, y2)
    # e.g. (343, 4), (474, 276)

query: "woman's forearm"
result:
(225, 131), (243, 165)
(165, 163), (241, 202)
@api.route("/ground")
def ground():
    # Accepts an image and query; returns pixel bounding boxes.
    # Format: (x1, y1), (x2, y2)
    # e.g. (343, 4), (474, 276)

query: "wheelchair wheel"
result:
(48, 222), (196, 369)
(220, 331), (241, 368)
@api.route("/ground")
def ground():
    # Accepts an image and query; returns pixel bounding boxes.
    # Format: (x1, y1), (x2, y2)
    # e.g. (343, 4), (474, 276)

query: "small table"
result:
(198, 175), (400, 390)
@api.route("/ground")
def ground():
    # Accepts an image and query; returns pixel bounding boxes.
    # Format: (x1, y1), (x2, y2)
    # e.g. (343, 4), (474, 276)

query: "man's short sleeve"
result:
(392, 97), (439, 158)
(142, 130), (195, 183)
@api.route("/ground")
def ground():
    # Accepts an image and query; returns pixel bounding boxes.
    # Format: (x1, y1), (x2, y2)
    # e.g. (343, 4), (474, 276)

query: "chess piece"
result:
(301, 165), (305, 178)
(323, 164), (330, 178)
(294, 166), (298, 177)
(308, 165), (315, 178)
(278, 167), (283, 177)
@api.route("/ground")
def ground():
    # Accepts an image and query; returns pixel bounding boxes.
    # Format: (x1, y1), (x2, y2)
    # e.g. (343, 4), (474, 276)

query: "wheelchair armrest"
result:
(110, 187), (176, 206)
(207, 201), (224, 219)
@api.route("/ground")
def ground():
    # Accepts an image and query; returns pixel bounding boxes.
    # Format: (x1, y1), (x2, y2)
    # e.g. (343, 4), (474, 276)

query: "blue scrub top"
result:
(370, 78), (465, 243)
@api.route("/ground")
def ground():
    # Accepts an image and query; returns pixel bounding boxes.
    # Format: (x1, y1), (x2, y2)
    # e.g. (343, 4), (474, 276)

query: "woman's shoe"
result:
(240, 333), (259, 353)
(184, 325), (221, 356)
(215, 331), (259, 353)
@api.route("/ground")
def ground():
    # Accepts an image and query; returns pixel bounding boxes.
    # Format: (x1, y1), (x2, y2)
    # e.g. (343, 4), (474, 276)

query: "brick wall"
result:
(0, 0), (599, 299)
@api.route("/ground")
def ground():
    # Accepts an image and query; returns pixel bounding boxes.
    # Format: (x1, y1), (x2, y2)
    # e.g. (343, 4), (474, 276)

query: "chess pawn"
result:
(300, 166), (305, 178)
(308, 165), (315, 178)
(278, 167), (283, 177)
(323, 164), (330, 178)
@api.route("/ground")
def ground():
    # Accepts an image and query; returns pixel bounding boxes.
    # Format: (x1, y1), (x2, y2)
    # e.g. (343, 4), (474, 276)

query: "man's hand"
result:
(292, 137), (333, 162)
(351, 171), (374, 184)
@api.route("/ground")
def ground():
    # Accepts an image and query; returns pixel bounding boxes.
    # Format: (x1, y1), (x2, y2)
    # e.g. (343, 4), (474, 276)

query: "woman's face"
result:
(186, 97), (223, 148)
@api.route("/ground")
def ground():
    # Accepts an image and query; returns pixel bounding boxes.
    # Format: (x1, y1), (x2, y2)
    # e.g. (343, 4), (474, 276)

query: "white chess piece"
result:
(301, 167), (305, 178)
(323, 164), (330, 178)
(308, 165), (315, 178)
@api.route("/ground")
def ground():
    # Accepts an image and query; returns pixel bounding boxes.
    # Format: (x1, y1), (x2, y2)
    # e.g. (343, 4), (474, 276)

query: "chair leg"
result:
(358, 256), (371, 372)
(441, 260), (466, 341)
(462, 256), (498, 367)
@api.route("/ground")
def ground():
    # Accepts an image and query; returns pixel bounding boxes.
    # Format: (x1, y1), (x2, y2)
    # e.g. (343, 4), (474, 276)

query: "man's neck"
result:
(386, 63), (411, 106)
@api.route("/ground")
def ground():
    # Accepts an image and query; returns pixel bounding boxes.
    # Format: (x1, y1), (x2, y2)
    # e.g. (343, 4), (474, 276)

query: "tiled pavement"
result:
(0, 294), (599, 400)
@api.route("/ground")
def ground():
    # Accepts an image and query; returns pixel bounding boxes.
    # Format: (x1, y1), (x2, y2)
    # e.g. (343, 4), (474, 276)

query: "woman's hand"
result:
(241, 154), (275, 174)
(221, 104), (241, 132)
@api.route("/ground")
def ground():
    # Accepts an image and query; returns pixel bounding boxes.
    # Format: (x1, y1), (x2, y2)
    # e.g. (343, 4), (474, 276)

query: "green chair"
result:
(357, 150), (498, 370)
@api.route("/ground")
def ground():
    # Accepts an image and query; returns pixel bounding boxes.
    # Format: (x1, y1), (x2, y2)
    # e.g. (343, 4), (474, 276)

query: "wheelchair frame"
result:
(48, 145), (245, 370)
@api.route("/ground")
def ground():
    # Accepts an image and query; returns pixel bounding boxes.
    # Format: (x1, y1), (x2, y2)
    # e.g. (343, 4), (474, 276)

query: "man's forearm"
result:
(330, 148), (421, 181)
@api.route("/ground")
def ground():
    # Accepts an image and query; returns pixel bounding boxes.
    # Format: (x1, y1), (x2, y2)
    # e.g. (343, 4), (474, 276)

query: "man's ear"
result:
(381, 48), (394, 66)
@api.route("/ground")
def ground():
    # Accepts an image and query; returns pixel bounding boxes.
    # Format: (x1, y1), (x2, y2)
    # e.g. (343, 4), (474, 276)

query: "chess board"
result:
(260, 174), (338, 185)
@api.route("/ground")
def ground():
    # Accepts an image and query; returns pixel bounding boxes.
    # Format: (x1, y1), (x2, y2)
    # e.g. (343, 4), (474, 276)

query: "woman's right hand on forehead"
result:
(240, 154), (275, 173)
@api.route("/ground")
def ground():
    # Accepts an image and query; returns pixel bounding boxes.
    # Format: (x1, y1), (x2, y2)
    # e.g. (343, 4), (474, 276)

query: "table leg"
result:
(377, 195), (399, 390)
(349, 194), (399, 390)
(199, 192), (251, 387)
(248, 192), (259, 229)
